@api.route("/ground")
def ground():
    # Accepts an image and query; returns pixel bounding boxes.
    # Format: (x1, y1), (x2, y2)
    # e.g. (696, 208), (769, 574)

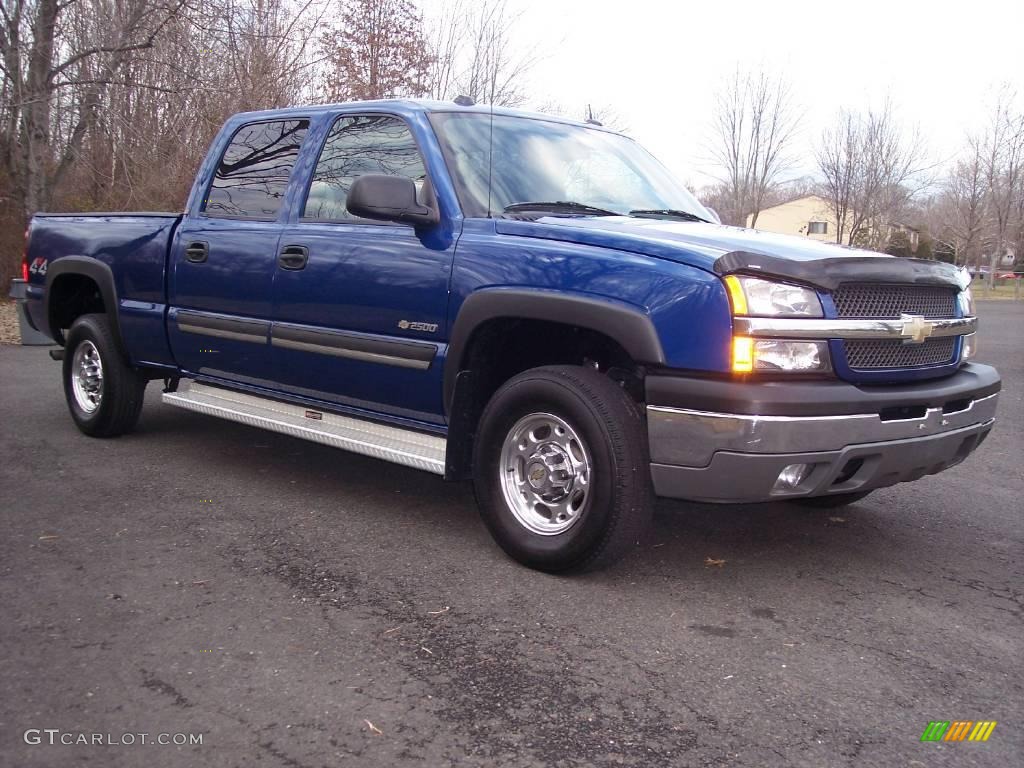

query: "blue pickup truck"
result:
(22, 99), (1000, 571)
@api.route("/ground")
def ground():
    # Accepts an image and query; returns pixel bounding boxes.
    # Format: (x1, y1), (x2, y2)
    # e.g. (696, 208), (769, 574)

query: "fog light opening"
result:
(961, 332), (977, 360)
(773, 462), (813, 492)
(833, 458), (863, 485)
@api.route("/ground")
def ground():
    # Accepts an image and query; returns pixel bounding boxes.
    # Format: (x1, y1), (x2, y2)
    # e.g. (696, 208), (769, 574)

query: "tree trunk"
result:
(987, 241), (1002, 289)
(20, 0), (59, 215)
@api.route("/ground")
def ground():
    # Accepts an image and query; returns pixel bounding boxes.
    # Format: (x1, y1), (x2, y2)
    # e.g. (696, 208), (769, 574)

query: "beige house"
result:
(886, 222), (921, 251)
(746, 195), (838, 242)
(748, 195), (922, 252)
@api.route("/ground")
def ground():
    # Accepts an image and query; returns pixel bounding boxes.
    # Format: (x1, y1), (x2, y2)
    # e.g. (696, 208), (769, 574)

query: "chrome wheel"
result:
(499, 412), (592, 536)
(71, 340), (104, 413)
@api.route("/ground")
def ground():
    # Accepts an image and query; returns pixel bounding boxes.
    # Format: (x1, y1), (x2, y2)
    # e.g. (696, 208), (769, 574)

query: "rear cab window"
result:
(203, 120), (310, 219)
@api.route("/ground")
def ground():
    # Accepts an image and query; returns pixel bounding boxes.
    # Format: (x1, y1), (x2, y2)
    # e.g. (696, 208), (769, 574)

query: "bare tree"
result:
(937, 142), (989, 268)
(47, 0), (324, 211)
(0, 0), (325, 286)
(708, 67), (799, 227)
(1, 0), (187, 217)
(425, 0), (535, 107)
(584, 103), (629, 133)
(978, 88), (1023, 286)
(815, 102), (928, 248)
(424, 0), (462, 101)
(458, 0), (532, 107)
(531, 100), (630, 133)
(319, 0), (432, 102)
(815, 110), (859, 243)
(217, 0), (326, 111)
(1013, 166), (1024, 271)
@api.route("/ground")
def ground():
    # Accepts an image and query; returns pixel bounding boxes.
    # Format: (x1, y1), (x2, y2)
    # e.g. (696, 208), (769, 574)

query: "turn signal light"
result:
(732, 336), (754, 373)
(724, 275), (748, 315)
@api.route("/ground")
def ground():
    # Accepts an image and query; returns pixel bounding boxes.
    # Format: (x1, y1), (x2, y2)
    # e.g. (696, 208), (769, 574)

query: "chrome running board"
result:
(162, 382), (446, 474)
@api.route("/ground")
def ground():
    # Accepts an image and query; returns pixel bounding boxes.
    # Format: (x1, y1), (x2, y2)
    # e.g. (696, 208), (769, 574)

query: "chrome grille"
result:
(832, 284), (957, 318)
(843, 337), (957, 370)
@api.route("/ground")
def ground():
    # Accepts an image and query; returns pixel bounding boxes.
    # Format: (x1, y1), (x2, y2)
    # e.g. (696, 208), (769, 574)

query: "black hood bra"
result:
(713, 250), (966, 292)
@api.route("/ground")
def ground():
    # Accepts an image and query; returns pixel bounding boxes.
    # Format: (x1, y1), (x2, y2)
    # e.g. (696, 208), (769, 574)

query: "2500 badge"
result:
(398, 320), (438, 333)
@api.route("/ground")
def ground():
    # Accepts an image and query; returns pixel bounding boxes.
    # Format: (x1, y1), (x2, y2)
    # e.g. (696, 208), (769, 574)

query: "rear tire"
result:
(63, 314), (146, 437)
(792, 491), (872, 509)
(473, 365), (651, 572)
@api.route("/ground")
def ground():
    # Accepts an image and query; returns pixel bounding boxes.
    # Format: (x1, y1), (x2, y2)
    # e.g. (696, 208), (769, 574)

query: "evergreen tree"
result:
(885, 230), (913, 257)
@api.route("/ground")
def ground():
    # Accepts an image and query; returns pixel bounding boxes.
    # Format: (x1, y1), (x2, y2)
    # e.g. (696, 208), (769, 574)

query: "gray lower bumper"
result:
(647, 392), (999, 503)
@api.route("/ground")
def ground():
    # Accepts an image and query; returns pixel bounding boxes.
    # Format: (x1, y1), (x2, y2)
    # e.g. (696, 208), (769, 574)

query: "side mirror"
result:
(346, 174), (439, 228)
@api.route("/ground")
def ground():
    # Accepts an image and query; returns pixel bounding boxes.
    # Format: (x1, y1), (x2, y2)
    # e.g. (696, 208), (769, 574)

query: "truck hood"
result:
(494, 216), (965, 290)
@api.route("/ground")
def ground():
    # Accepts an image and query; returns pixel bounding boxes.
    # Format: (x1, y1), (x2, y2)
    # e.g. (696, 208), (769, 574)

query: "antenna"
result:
(486, 100), (495, 217)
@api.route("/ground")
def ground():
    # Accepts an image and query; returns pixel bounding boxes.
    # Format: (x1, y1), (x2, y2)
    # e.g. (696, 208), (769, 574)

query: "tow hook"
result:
(48, 348), (64, 361)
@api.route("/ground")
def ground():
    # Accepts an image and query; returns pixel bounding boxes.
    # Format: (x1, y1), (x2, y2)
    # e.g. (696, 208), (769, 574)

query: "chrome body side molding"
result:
(271, 322), (436, 370)
(175, 310), (270, 344)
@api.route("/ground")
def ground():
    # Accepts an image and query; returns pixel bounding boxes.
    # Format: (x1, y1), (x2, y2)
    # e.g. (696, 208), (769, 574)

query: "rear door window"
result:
(204, 120), (309, 219)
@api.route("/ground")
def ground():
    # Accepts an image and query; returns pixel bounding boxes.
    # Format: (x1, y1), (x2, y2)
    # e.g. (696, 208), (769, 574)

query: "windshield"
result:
(429, 112), (712, 220)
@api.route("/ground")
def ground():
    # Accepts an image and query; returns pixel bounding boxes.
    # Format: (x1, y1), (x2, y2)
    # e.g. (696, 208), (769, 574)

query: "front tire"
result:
(473, 366), (652, 572)
(63, 314), (146, 437)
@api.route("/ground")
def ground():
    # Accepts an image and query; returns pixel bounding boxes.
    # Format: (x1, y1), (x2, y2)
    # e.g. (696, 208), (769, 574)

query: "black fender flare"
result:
(44, 256), (124, 353)
(443, 288), (665, 413)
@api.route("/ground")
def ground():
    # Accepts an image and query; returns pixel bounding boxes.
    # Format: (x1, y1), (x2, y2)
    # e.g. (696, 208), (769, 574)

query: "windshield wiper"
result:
(503, 201), (620, 217)
(629, 209), (710, 223)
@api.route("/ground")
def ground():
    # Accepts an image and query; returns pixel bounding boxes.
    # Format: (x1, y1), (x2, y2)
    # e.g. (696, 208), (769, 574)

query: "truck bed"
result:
(25, 212), (183, 366)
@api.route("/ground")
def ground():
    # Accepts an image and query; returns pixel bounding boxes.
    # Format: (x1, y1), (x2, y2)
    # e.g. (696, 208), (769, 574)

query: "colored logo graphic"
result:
(920, 721), (997, 742)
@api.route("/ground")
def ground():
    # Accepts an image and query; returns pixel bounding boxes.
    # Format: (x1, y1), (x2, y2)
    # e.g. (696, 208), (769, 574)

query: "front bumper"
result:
(646, 363), (1000, 503)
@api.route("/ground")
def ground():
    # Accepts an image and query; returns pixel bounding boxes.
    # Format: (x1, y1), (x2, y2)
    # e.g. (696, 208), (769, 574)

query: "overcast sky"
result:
(428, 0), (1024, 190)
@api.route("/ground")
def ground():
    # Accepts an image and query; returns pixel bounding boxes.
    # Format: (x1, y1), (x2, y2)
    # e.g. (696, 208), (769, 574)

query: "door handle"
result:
(278, 245), (309, 270)
(185, 241), (209, 263)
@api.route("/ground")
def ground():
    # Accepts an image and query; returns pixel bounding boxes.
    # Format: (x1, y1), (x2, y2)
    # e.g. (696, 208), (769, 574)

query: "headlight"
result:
(725, 275), (828, 373)
(724, 275), (823, 318)
(958, 287), (975, 317)
(732, 337), (831, 373)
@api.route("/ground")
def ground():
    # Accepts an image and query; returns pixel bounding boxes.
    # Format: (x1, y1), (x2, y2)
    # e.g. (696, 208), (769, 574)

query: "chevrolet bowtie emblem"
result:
(900, 313), (933, 344)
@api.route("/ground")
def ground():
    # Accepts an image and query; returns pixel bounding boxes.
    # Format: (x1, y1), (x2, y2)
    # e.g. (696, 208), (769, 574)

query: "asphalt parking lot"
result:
(1, 302), (1021, 768)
